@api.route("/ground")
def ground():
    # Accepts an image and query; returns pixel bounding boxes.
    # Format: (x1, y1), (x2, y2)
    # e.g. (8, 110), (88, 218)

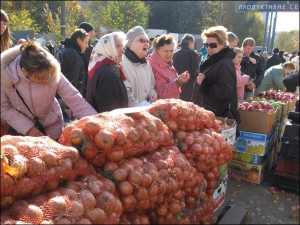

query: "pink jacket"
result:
(236, 65), (250, 100)
(147, 51), (181, 99)
(1, 45), (97, 140)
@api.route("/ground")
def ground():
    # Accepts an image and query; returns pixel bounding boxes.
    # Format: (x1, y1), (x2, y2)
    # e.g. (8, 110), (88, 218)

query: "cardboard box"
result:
(235, 128), (277, 156)
(232, 144), (275, 164)
(213, 163), (228, 212)
(228, 157), (270, 184)
(238, 110), (277, 134)
(216, 117), (237, 146)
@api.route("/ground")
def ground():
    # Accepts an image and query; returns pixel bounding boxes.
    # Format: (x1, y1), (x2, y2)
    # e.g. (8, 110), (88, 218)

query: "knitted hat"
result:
(125, 26), (147, 48)
(79, 22), (94, 33)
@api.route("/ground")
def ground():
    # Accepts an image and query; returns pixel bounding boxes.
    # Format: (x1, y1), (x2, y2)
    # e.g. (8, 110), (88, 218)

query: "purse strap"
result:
(12, 84), (38, 122)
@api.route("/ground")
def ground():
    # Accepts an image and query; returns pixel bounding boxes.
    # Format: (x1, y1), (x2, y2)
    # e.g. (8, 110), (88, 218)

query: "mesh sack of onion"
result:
(1, 135), (94, 209)
(0, 174), (123, 224)
(147, 99), (220, 132)
(58, 111), (174, 167)
(174, 128), (233, 197)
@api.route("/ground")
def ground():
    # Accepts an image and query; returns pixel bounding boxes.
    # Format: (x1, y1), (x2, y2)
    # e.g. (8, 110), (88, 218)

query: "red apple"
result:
(242, 102), (250, 108)
(247, 105), (255, 111)
(251, 101), (259, 107)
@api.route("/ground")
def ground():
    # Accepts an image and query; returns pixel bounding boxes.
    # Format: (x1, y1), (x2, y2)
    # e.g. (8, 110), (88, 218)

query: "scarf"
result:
(124, 48), (148, 64)
(88, 33), (126, 81)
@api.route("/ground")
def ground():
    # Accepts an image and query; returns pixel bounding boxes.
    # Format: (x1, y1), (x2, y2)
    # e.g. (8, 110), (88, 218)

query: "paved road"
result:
(220, 170), (299, 224)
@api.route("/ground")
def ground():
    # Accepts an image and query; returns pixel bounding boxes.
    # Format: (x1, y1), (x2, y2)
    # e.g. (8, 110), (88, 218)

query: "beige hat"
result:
(125, 26), (147, 48)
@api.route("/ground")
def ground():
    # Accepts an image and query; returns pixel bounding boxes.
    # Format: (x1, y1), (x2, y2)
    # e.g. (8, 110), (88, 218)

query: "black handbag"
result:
(8, 85), (46, 135)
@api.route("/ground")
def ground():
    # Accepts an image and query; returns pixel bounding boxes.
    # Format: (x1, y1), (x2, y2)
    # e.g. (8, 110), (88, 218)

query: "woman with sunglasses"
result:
(195, 26), (241, 133)
(147, 34), (190, 99)
(86, 31), (129, 113)
(121, 26), (157, 107)
(1, 40), (97, 140)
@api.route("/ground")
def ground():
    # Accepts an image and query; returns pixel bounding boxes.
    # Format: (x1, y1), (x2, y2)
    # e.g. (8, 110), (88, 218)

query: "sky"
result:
(275, 12), (299, 32)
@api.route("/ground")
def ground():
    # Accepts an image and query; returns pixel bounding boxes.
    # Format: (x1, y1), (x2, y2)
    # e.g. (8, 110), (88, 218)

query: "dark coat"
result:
(265, 54), (282, 70)
(81, 42), (93, 97)
(86, 64), (128, 113)
(173, 47), (200, 101)
(60, 38), (86, 95)
(282, 71), (300, 92)
(194, 46), (241, 124)
(241, 52), (264, 92)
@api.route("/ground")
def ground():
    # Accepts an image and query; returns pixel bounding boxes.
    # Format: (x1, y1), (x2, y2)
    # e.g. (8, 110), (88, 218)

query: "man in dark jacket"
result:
(79, 22), (95, 97)
(265, 48), (282, 70)
(173, 33), (199, 101)
(58, 29), (89, 122)
(240, 37), (264, 99)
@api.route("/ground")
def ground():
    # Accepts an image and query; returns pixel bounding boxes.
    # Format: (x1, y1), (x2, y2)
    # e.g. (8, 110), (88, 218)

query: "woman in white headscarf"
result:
(85, 31), (128, 113)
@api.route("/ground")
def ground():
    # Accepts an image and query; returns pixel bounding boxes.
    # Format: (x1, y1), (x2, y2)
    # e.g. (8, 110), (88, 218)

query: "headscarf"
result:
(88, 32), (126, 80)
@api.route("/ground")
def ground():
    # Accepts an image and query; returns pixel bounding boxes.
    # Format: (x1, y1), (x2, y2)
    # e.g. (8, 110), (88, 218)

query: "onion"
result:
(10, 200), (29, 219)
(2, 145), (19, 160)
(107, 150), (124, 162)
(128, 170), (142, 186)
(68, 200), (84, 220)
(53, 216), (71, 224)
(64, 181), (82, 192)
(58, 188), (78, 201)
(74, 218), (92, 224)
(128, 157), (143, 168)
(168, 201), (182, 214)
(40, 220), (54, 224)
(86, 208), (107, 224)
(156, 203), (168, 216)
(23, 204), (44, 224)
(121, 194), (137, 212)
(119, 162), (134, 173)
(155, 159), (168, 170)
(1, 195), (16, 209)
(118, 181), (134, 195)
(141, 173), (153, 188)
(79, 189), (96, 211)
(48, 196), (67, 215)
(103, 161), (119, 172)
(134, 186), (148, 201)
(148, 183), (158, 197)
(12, 177), (33, 197)
(113, 199), (123, 214)
(112, 168), (128, 182)
(26, 157), (45, 177)
(102, 178), (117, 194)
(96, 191), (116, 216)
(10, 154), (27, 179)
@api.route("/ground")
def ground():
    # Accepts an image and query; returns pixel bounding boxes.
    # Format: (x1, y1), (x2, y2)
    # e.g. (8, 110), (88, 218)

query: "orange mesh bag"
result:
(1, 135), (94, 209)
(147, 98), (219, 132)
(1, 174), (123, 224)
(59, 111), (174, 167)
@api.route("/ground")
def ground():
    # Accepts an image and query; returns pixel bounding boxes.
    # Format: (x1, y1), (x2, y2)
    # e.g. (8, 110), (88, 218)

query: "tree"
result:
(101, 1), (150, 32)
(274, 30), (299, 54)
(146, 1), (219, 33)
(221, 1), (264, 46)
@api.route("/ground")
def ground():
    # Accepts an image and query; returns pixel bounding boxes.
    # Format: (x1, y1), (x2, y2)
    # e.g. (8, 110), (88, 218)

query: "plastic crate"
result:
(282, 123), (300, 139)
(274, 158), (299, 176)
(278, 137), (299, 160)
(273, 174), (299, 192)
(288, 111), (299, 124)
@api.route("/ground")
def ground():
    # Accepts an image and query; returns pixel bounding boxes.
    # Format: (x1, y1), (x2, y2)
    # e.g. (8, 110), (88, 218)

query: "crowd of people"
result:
(1, 8), (299, 140)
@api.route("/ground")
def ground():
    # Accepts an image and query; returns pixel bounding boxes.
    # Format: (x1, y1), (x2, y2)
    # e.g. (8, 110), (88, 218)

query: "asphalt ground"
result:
(219, 169), (300, 224)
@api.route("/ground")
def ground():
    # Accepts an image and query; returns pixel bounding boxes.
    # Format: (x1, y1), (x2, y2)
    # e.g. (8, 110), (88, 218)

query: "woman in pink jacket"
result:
(1, 41), (97, 140)
(233, 47), (250, 100)
(147, 34), (190, 99)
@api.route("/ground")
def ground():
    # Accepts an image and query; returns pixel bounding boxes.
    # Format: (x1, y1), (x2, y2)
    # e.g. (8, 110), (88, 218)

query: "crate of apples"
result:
(256, 90), (297, 101)
(238, 100), (275, 113)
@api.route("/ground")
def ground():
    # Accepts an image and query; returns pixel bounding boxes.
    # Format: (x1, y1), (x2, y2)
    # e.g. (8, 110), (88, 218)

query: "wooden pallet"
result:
(213, 199), (252, 224)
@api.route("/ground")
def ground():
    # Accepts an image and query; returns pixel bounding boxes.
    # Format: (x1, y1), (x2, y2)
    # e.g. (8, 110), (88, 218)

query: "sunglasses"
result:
(204, 42), (220, 49)
(134, 38), (149, 44)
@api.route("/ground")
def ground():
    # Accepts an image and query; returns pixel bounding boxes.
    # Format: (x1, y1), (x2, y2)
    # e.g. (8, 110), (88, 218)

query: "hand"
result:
(178, 71), (190, 84)
(26, 126), (45, 137)
(196, 73), (205, 85)
(249, 57), (257, 64)
(247, 81), (256, 90)
(244, 75), (250, 80)
(148, 92), (157, 103)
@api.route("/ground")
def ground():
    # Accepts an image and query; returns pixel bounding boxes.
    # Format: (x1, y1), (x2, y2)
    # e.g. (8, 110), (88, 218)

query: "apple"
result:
(242, 102), (250, 108)
(251, 101), (259, 107)
(239, 105), (247, 110)
(247, 105), (255, 111)
(257, 91), (265, 97)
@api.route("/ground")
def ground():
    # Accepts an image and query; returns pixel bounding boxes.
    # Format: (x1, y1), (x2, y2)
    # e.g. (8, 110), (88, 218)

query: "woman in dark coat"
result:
(195, 26), (241, 132)
(86, 32), (128, 113)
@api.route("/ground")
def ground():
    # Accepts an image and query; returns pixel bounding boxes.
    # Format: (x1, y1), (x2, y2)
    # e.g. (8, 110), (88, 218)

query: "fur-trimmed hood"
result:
(1, 44), (61, 87)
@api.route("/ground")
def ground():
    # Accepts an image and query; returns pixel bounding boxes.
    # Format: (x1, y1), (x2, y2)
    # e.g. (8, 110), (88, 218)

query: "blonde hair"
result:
(20, 40), (58, 83)
(283, 61), (295, 70)
(201, 26), (228, 45)
(234, 47), (244, 54)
